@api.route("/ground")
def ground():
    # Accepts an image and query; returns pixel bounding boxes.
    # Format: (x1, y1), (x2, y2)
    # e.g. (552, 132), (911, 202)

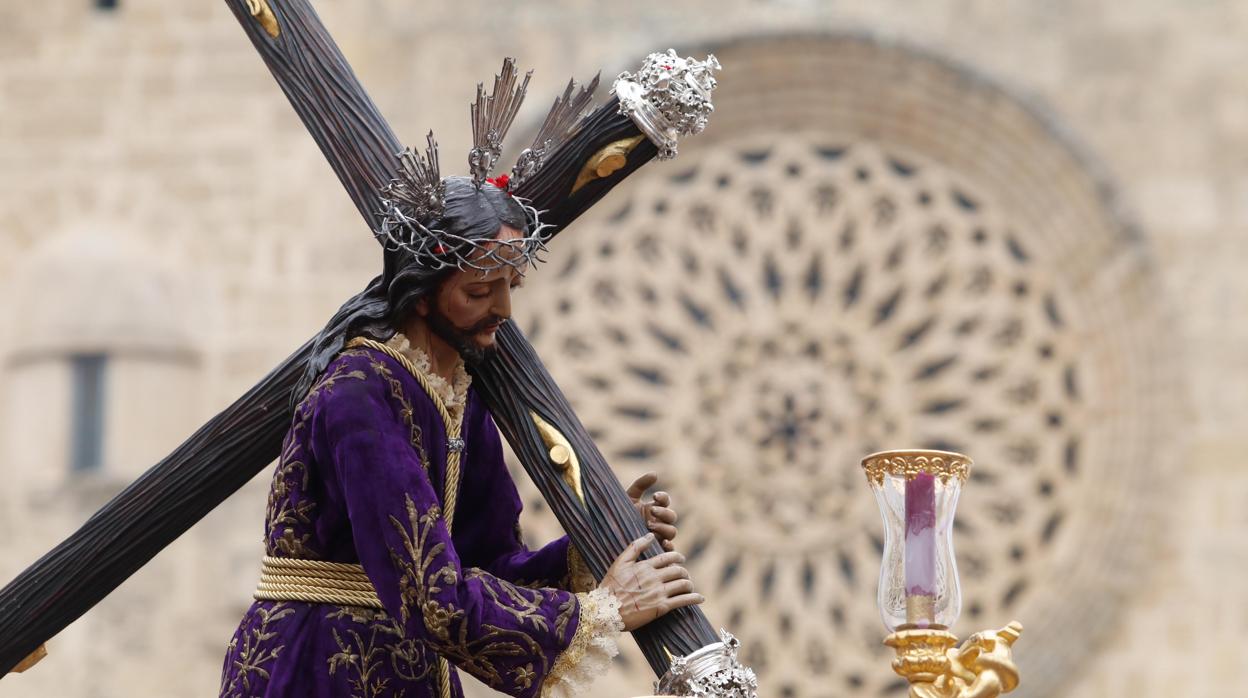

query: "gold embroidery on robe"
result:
(266, 356), (369, 557)
(221, 603), (295, 697)
(387, 495), (551, 688)
(325, 607), (436, 688)
(367, 357), (432, 472)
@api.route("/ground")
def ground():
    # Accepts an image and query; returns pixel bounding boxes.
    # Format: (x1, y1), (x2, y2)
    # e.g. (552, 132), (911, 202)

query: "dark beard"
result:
(423, 307), (503, 365)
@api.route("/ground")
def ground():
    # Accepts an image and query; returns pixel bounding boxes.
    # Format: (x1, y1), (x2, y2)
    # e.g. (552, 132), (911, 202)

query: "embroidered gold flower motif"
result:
(421, 600), (454, 641)
(274, 528), (312, 557)
(512, 663), (536, 689)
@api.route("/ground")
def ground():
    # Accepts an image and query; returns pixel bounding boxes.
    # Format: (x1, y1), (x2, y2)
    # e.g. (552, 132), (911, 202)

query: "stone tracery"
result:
(507, 34), (1176, 698)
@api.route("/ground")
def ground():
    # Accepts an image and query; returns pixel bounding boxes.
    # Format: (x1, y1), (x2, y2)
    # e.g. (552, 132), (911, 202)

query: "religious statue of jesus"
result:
(218, 76), (703, 696)
(0, 4), (752, 694)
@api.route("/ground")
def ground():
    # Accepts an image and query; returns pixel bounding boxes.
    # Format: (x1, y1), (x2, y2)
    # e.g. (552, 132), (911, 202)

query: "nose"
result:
(492, 285), (512, 321)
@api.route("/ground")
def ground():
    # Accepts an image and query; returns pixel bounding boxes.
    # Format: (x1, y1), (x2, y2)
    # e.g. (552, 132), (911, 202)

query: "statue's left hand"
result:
(627, 473), (679, 551)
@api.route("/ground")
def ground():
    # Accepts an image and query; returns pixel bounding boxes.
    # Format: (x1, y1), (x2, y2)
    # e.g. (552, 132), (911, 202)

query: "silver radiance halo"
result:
(469, 57), (530, 189)
(511, 73), (600, 187)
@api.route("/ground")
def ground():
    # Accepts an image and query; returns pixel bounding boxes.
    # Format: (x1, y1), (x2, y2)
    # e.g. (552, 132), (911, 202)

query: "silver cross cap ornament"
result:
(614, 49), (722, 160)
(654, 630), (758, 697)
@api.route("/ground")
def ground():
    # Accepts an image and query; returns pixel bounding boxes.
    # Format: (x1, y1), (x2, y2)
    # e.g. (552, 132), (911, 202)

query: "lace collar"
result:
(384, 333), (472, 413)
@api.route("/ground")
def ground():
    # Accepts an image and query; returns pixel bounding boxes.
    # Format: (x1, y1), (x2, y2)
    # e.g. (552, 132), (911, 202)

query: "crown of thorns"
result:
(376, 58), (598, 273)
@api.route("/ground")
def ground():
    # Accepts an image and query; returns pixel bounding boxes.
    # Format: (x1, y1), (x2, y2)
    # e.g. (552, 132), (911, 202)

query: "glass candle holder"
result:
(861, 449), (971, 631)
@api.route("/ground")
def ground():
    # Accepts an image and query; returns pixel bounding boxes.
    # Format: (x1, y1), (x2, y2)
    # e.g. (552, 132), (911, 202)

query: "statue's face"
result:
(419, 225), (527, 356)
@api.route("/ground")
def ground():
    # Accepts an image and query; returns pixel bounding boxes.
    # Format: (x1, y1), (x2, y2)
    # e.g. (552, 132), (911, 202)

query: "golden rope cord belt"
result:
(253, 336), (464, 698)
(253, 556), (383, 608)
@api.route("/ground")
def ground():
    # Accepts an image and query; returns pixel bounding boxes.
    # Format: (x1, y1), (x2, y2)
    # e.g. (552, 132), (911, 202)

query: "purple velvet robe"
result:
(219, 346), (581, 697)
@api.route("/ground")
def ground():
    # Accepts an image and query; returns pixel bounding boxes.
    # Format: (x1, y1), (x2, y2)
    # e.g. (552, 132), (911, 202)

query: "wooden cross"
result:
(0, 0), (733, 685)
(225, 0), (720, 678)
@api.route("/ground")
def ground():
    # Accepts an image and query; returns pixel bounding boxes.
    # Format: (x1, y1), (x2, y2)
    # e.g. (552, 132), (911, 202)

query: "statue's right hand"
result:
(599, 533), (704, 631)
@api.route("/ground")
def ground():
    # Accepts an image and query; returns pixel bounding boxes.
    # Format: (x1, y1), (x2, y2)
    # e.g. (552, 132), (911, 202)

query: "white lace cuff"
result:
(541, 587), (624, 698)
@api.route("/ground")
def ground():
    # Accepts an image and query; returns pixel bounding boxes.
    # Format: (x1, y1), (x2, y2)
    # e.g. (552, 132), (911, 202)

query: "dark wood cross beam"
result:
(226, 0), (719, 676)
(0, 0), (722, 679)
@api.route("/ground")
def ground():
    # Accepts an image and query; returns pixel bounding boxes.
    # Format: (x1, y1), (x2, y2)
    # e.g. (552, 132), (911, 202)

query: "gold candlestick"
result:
(862, 450), (1023, 698)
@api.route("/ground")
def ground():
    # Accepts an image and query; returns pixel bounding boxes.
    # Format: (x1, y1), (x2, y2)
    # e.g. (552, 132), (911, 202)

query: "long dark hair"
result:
(294, 175), (531, 402)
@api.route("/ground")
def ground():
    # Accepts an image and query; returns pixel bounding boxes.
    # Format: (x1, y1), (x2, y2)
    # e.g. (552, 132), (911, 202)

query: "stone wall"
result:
(0, 1), (1242, 697)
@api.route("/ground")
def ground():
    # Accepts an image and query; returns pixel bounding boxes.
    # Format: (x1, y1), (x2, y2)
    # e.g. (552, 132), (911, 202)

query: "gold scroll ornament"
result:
(571, 136), (646, 193)
(245, 0), (281, 38)
(530, 412), (585, 504)
(10, 644), (47, 674)
(885, 622), (1023, 698)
